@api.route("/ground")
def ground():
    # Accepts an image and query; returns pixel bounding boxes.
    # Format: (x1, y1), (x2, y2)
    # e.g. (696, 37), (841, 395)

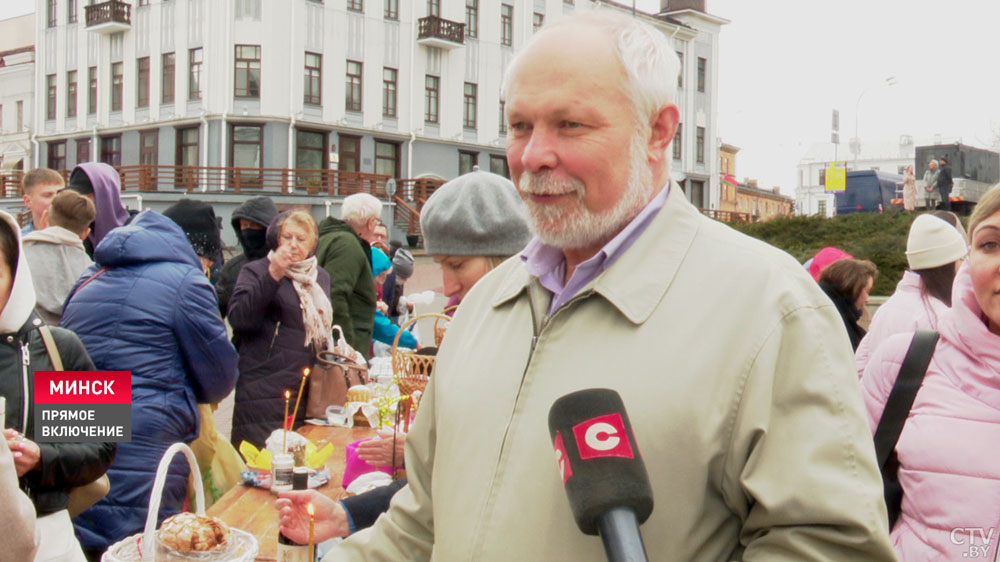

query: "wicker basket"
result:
(432, 306), (457, 347)
(391, 313), (451, 398)
(102, 443), (258, 562)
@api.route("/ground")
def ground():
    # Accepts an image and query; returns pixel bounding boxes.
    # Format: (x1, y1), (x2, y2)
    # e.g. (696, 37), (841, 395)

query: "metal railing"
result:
(417, 15), (465, 44)
(700, 209), (755, 223)
(85, 0), (131, 27)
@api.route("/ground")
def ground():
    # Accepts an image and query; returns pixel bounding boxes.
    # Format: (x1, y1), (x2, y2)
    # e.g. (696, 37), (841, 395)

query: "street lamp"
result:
(853, 75), (898, 167)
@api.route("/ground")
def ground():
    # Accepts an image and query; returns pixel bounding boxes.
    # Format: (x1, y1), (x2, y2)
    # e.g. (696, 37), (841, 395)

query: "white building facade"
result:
(0, 14), (37, 179)
(32, 0), (724, 207)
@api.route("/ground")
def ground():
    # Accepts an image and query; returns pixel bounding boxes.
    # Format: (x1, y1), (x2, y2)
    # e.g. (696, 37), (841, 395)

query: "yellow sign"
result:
(826, 162), (847, 192)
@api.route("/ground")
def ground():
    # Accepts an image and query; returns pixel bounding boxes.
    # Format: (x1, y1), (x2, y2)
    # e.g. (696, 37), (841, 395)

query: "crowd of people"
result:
(5, 8), (1000, 562)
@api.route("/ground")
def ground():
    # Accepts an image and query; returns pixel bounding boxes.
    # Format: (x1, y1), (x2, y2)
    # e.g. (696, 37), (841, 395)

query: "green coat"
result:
(315, 217), (375, 358)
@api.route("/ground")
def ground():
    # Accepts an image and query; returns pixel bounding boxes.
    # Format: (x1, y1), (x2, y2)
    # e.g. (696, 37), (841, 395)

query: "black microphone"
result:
(548, 388), (653, 562)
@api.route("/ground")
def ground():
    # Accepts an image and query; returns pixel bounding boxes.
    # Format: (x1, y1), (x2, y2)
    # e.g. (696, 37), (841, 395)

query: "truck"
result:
(914, 143), (999, 214)
(834, 170), (904, 215)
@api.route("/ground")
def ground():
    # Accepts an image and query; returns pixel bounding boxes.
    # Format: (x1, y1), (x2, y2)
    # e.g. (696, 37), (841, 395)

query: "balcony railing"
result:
(699, 208), (755, 223)
(85, 1), (131, 34)
(417, 16), (465, 49)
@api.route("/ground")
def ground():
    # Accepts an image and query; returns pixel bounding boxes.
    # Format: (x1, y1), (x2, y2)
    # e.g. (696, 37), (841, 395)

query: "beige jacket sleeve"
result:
(323, 375), (438, 561)
(0, 437), (38, 562)
(727, 305), (898, 561)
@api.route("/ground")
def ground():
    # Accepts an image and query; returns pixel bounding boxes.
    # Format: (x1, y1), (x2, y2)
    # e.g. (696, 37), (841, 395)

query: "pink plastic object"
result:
(341, 439), (395, 488)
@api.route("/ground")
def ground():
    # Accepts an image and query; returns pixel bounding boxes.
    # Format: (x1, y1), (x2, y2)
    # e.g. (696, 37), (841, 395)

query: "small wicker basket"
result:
(391, 313), (451, 398)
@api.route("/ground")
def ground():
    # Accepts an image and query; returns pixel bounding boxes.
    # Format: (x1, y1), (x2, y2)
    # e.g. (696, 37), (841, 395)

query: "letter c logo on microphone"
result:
(572, 413), (635, 460)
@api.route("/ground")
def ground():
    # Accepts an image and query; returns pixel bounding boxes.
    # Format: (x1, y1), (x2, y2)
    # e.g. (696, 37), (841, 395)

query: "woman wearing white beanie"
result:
(855, 212), (968, 374)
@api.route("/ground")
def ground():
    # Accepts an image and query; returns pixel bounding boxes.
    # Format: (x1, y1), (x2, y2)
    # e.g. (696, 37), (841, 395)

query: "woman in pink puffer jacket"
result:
(862, 190), (1000, 561)
(855, 212), (968, 375)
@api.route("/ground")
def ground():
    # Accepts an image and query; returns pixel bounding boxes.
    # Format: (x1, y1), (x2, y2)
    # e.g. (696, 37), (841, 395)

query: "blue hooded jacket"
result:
(61, 210), (239, 551)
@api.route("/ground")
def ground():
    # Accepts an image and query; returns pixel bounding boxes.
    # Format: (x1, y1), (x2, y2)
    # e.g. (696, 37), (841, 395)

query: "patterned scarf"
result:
(269, 252), (333, 351)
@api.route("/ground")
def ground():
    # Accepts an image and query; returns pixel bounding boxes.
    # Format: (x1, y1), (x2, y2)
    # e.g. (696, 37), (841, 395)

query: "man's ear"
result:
(40, 208), (50, 229)
(647, 104), (680, 164)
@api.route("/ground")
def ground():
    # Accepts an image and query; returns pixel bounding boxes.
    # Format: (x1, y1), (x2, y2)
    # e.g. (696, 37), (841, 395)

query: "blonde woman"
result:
(228, 210), (333, 448)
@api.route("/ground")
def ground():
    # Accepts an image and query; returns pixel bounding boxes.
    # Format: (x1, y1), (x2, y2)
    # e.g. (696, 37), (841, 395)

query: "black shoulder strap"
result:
(873, 330), (939, 468)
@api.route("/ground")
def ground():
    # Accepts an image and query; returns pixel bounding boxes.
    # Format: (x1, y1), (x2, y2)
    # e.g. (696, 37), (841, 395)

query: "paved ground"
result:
(214, 251), (445, 441)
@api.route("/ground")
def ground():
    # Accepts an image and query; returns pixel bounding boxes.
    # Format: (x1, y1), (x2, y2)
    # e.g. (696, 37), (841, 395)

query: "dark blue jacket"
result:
(61, 211), (239, 551)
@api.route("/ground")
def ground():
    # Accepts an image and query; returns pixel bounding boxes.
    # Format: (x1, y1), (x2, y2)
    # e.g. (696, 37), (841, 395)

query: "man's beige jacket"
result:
(330, 186), (897, 561)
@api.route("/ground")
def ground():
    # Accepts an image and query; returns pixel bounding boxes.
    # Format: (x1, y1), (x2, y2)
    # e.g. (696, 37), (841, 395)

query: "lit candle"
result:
(307, 502), (315, 561)
(283, 390), (291, 454)
(290, 368), (310, 432)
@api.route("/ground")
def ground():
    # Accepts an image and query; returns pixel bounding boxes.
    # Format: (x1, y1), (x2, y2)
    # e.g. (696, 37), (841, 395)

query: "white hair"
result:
(341, 193), (382, 229)
(500, 8), (680, 130)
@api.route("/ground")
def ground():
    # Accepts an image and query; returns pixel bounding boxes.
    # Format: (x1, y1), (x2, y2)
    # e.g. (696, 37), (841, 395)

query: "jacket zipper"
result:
(268, 321), (282, 357)
(20, 340), (30, 433)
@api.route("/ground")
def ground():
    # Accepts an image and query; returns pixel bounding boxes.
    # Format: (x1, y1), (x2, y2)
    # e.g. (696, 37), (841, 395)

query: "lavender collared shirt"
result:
(521, 183), (670, 316)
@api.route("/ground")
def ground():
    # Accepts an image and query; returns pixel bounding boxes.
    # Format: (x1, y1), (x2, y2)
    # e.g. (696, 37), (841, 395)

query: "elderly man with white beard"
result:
(306, 9), (897, 562)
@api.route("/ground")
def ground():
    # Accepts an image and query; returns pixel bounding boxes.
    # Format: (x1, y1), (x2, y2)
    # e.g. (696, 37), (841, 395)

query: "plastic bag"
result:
(188, 404), (246, 508)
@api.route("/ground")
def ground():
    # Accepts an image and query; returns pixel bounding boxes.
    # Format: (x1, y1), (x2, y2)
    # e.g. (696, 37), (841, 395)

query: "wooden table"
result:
(207, 425), (377, 561)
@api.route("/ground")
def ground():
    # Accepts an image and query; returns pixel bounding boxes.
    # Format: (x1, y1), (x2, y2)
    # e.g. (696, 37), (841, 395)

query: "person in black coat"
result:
(216, 196), (278, 319)
(228, 211), (334, 449)
(937, 157), (954, 212)
(818, 258), (879, 351)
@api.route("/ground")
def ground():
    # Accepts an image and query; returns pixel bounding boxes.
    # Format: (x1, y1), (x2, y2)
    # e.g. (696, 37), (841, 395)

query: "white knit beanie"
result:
(420, 171), (532, 256)
(906, 214), (968, 270)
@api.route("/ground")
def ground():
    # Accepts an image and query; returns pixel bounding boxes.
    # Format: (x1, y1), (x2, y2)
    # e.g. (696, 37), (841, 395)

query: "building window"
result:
(347, 0), (363, 12)
(46, 75), (57, 120)
(100, 135), (121, 166)
(424, 75), (439, 124)
(16, 101), (23, 131)
(111, 62), (123, 112)
(499, 100), (506, 134)
(338, 134), (361, 172)
(66, 70), (78, 118)
(490, 155), (509, 178)
(162, 53), (175, 104)
(176, 126), (199, 166)
(463, 82), (477, 129)
(532, 12), (543, 32)
(465, 0), (478, 38)
(67, 0), (77, 24)
(48, 141), (66, 170)
(817, 200), (827, 216)
(374, 140), (400, 178)
(139, 0), (149, 5)
(459, 150), (477, 175)
(47, 0), (57, 27)
(231, 124), (263, 170)
(382, 67), (397, 117)
(295, 129), (326, 170)
(564, 0), (573, 4)
(188, 47), (203, 100)
(235, 45), (261, 98)
(345, 60), (362, 112)
(673, 123), (682, 160)
(427, 0), (440, 17)
(697, 57), (706, 93)
(501, 4), (513, 46)
(696, 126), (705, 164)
(819, 168), (826, 186)
(139, 130), (158, 165)
(676, 51), (683, 88)
(76, 138), (90, 164)
(690, 180), (704, 208)
(384, 0), (397, 19)
(136, 57), (150, 108)
(87, 66), (97, 114)
(304, 52), (322, 105)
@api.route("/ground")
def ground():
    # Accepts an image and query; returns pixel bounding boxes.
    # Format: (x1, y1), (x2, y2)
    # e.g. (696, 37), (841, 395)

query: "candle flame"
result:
(304, 367), (310, 377)
(285, 390), (291, 399)
(307, 503), (315, 516)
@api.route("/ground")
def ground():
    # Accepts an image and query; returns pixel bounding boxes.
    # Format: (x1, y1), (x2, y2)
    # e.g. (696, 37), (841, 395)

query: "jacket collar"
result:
(492, 185), (701, 325)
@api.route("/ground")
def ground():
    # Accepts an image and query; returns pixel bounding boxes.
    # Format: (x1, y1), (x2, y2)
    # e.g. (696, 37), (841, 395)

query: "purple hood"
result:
(74, 162), (130, 248)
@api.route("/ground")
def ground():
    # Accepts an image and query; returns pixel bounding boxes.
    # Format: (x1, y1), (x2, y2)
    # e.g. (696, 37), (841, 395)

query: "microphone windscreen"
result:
(548, 388), (653, 535)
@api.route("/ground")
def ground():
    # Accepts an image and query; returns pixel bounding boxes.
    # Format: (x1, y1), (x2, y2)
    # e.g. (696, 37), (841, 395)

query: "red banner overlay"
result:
(34, 371), (131, 404)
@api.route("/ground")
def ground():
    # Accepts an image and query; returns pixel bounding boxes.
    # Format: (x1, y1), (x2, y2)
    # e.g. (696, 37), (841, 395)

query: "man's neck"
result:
(562, 242), (607, 283)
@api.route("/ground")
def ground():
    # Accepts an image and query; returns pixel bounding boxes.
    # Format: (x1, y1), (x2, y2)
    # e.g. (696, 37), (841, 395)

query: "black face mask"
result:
(240, 228), (269, 260)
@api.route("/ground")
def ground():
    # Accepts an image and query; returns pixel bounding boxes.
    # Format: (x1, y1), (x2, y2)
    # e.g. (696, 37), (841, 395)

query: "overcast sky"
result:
(3, 0), (998, 196)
